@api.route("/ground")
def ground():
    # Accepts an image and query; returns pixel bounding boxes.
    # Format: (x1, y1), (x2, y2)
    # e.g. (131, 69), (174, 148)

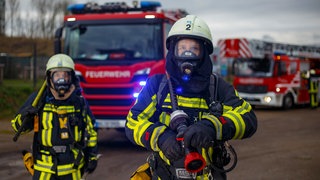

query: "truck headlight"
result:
(264, 96), (272, 103)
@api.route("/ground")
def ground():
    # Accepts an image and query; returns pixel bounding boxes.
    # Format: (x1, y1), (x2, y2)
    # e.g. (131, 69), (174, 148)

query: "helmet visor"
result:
(51, 70), (71, 83)
(174, 38), (203, 60)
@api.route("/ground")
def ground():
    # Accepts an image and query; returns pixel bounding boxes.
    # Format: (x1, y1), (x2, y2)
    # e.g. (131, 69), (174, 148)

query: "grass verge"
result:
(0, 79), (43, 120)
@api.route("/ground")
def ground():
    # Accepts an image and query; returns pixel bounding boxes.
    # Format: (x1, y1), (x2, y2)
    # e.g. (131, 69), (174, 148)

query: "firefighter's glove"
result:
(184, 120), (216, 149)
(86, 158), (98, 174)
(158, 131), (184, 161)
(21, 106), (38, 123)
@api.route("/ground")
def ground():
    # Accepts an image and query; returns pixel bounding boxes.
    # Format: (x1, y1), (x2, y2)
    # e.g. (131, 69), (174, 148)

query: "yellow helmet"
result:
(46, 54), (75, 72)
(310, 69), (316, 75)
(166, 15), (213, 54)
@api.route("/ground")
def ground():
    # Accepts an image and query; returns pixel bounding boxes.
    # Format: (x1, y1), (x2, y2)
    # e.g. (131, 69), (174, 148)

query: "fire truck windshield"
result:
(233, 57), (273, 77)
(64, 23), (163, 62)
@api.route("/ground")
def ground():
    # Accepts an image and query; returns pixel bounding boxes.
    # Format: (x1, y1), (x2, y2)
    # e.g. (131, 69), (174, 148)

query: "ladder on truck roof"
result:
(217, 38), (320, 59)
(271, 42), (320, 59)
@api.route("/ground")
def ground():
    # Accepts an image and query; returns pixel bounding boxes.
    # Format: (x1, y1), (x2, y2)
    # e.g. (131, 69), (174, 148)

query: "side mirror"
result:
(54, 27), (64, 53)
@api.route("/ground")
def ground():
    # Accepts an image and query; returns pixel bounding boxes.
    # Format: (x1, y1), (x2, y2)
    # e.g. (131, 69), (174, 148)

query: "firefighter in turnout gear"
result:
(126, 15), (257, 180)
(11, 54), (98, 179)
(309, 69), (319, 108)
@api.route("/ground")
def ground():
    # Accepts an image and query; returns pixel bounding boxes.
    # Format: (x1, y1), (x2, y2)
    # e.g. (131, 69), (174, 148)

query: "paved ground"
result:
(0, 106), (319, 180)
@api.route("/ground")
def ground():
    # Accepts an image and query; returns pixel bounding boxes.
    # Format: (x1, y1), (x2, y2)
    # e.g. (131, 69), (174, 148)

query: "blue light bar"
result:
(139, 81), (146, 86)
(67, 4), (86, 12)
(133, 92), (140, 98)
(140, 1), (161, 9)
(68, 1), (161, 14)
(274, 51), (287, 56)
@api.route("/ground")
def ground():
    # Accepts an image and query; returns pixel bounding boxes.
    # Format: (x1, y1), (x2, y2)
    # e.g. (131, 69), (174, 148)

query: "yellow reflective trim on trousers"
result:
(57, 163), (84, 176)
(150, 125), (166, 151)
(34, 160), (54, 174)
(34, 161), (83, 176)
(87, 140), (97, 147)
(36, 169), (81, 179)
(39, 171), (51, 180)
(202, 113), (223, 140)
(224, 111), (245, 139)
(72, 169), (81, 180)
(42, 112), (53, 146)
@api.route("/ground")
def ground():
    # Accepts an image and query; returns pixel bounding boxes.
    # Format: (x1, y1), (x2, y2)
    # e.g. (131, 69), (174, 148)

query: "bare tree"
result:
(31, 0), (73, 39)
(23, 11), (37, 38)
(4, 0), (73, 38)
(6, 0), (20, 37)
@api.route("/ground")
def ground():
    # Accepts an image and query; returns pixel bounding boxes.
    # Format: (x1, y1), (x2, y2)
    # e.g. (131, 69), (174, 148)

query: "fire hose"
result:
(166, 72), (206, 173)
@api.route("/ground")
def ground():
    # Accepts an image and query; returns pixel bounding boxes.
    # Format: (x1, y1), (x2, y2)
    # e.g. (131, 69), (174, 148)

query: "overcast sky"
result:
(18, 0), (317, 46)
(74, 0), (320, 46)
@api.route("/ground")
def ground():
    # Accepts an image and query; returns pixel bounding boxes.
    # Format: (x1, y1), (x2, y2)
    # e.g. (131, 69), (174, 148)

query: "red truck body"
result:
(216, 38), (320, 109)
(54, 1), (187, 128)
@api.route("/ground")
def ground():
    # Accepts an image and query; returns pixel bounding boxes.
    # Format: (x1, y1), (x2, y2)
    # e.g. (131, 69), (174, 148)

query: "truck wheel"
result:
(282, 94), (293, 110)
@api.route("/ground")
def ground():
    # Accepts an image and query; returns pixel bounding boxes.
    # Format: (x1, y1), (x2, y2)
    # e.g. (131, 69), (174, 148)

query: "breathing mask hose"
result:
(166, 72), (206, 173)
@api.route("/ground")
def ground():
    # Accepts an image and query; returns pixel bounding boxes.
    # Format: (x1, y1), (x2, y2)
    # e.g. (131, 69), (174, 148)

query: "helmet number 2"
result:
(186, 24), (191, 31)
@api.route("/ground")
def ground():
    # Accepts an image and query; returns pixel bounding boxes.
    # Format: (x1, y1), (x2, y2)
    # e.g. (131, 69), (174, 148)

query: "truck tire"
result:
(282, 94), (293, 110)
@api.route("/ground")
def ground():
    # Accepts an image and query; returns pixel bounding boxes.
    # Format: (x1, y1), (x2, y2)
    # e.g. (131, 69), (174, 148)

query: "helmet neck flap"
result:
(166, 40), (212, 95)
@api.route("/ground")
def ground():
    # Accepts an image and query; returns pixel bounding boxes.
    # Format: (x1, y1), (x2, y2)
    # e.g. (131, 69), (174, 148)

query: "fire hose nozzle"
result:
(184, 151), (206, 173)
(170, 110), (206, 173)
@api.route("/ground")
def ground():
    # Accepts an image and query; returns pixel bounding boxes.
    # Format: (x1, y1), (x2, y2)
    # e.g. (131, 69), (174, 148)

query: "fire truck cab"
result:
(54, 1), (187, 129)
(217, 38), (320, 109)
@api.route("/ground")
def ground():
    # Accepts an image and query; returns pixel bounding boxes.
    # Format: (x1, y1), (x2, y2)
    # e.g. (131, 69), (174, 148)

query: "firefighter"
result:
(126, 15), (257, 180)
(309, 69), (319, 108)
(11, 54), (98, 179)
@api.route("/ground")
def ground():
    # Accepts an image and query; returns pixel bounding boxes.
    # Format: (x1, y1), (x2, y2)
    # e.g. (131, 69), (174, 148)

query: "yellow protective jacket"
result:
(11, 88), (98, 176)
(125, 74), (257, 178)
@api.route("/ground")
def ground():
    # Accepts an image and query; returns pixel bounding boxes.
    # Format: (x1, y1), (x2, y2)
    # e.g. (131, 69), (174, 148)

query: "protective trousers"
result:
(33, 169), (82, 180)
(309, 77), (319, 108)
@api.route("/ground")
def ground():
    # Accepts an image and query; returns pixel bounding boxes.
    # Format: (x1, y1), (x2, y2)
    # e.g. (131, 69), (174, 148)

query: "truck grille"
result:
(88, 99), (134, 106)
(236, 85), (268, 94)
(83, 87), (134, 95)
(82, 87), (135, 106)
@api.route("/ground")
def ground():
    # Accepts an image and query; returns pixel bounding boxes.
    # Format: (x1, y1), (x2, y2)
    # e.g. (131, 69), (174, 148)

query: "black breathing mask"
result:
(174, 38), (204, 81)
(51, 71), (72, 97)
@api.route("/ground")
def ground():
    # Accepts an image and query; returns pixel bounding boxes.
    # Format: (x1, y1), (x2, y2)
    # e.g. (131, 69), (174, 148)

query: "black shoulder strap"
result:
(156, 75), (168, 107)
(209, 73), (219, 102)
(77, 94), (88, 135)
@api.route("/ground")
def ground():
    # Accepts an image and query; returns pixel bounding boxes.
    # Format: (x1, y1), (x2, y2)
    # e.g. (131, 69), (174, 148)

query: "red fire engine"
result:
(54, 1), (188, 129)
(216, 38), (320, 109)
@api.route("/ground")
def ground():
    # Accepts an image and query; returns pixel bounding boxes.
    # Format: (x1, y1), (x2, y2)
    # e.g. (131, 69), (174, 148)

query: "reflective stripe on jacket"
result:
(125, 74), (257, 174)
(11, 89), (97, 176)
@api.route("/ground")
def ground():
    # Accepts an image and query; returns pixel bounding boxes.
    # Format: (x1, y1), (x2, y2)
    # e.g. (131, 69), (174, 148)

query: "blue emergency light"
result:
(67, 4), (86, 12)
(67, 1), (161, 14)
(140, 1), (161, 9)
